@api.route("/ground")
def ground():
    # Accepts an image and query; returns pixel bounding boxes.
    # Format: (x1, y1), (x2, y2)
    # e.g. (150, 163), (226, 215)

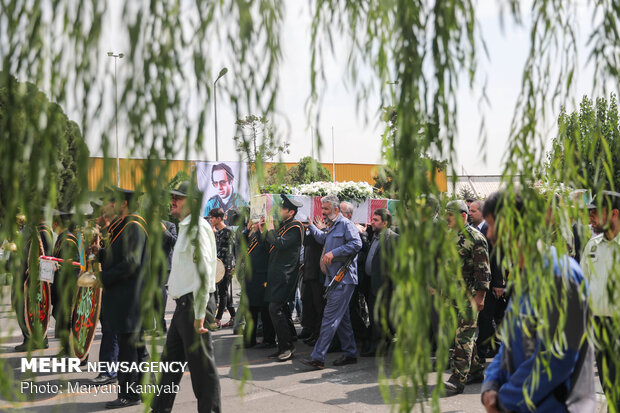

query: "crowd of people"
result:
(7, 180), (620, 412)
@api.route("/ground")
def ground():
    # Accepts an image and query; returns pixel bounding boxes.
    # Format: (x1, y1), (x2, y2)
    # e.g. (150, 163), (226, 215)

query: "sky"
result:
(90, 1), (607, 176)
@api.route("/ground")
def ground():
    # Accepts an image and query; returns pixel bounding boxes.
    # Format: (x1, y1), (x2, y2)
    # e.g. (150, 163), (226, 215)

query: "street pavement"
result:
(0, 285), (609, 412)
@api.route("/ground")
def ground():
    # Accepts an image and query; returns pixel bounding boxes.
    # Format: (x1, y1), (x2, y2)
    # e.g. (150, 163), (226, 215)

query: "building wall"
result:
(88, 157), (192, 191)
(88, 157), (447, 192)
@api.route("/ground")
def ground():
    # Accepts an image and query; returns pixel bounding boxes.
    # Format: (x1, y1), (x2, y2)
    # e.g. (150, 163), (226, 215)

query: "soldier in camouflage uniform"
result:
(444, 200), (491, 395)
(208, 207), (237, 328)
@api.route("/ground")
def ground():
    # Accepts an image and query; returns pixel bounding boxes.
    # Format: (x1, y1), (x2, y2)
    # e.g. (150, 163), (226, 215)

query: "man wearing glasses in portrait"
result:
(203, 163), (247, 223)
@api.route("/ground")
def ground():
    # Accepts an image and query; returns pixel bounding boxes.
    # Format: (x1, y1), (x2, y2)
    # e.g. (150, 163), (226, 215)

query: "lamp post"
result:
(213, 67), (228, 162)
(107, 52), (124, 187)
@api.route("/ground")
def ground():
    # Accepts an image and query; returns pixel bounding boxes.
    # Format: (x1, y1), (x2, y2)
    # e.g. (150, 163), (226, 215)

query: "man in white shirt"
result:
(581, 190), (620, 411)
(152, 181), (221, 413)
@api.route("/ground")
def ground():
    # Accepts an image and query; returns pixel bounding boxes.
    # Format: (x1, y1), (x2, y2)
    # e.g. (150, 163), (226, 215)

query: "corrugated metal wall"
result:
(88, 157), (447, 192)
(88, 158), (193, 191)
(265, 162), (380, 183)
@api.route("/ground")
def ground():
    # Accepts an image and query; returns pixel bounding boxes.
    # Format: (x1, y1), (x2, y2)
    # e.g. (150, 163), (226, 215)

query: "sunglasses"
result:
(212, 180), (230, 187)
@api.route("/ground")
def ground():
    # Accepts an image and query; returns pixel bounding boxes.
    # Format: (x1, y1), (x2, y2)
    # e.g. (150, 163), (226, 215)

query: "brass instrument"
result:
(77, 222), (103, 288)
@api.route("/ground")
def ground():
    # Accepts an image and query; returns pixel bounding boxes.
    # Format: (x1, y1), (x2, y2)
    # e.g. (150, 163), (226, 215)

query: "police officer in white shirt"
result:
(581, 190), (620, 411)
(152, 181), (221, 413)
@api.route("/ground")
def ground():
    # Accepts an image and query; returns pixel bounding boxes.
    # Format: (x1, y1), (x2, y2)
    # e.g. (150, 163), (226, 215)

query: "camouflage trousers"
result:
(451, 312), (484, 383)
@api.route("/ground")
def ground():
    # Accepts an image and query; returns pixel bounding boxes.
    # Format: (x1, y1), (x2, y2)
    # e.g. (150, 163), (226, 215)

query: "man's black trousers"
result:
(248, 305), (275, 346)
(152, 293), (221, 413)
(117, 330), (149, 401)
(301, 279), (324, 338)
(269, 302), (295, 353)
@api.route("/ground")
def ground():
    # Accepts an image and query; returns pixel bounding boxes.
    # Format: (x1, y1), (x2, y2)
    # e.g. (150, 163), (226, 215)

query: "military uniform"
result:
(99, 213), (150, 402)
(451, 224), (490, 384)
(265, 216), (304, 354)
(214, 226), (236, 321)
(242, 228), (275, 346)
(51, 230), (82, 352)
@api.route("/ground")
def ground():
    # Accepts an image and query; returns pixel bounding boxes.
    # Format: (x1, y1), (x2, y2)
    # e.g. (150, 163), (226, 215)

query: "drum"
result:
(24, 277), (51, 338)
(215, 258), (226, 284)
(70, 267), (102, 361)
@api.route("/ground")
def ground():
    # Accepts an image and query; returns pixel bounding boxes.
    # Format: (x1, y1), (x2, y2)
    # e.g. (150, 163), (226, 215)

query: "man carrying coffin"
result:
(301, 195), (362, 369)
(262, 195), (304, 362)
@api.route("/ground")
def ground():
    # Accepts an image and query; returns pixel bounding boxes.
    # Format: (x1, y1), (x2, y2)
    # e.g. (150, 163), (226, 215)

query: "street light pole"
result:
(331, 126), (335, 181)
(108, 52), (124, 187)
(213, 67), (228, 162)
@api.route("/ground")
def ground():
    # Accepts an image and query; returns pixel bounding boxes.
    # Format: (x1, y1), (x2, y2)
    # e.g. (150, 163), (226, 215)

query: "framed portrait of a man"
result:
(196, 161), (249, 223)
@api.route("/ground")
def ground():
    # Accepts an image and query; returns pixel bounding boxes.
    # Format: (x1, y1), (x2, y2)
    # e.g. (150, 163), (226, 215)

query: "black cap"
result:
(105, 186), (140, 202)
(586, 190), (620, 211)
(282, 195), (303, 211)
(170, 181), (190, 197)
(170, 181), (202, 199)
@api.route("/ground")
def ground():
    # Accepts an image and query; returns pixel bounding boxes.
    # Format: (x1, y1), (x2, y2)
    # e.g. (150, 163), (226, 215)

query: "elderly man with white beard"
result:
(300, 195), (362, 369)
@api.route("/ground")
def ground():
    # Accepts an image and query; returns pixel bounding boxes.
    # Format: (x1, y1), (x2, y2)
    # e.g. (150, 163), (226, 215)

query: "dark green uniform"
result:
(265, 217), (304, 304)
(99, 214), (150, 333)
(451, 224), (490, 384)
(265, 217), (304, 354)
(99, 213), (150, 402)
(244, 229), (269, 307)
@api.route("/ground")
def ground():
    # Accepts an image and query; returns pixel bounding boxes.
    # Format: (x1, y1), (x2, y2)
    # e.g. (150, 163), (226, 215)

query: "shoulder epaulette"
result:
(109, 215), (149, 246)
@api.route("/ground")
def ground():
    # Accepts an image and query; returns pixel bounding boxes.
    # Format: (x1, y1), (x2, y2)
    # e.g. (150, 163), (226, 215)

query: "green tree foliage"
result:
(0, 72), (89, 215)
(373, 166), (396, 197)
(546, 95), (620, 191)
(263, 163), (288, 186)
(233, 115), (290, 164)
(284, 156), (332, 185)
(458, 186), (476, 201)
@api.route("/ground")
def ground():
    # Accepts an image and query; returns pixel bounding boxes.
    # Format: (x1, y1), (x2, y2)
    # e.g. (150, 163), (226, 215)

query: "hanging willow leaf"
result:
(1, 0), (620, 411)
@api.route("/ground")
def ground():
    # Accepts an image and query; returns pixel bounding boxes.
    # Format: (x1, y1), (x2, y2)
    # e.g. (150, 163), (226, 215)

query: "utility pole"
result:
(107, 52), (124, 186)
(331, 126), (335, 181)
(213, 67), (228, 161)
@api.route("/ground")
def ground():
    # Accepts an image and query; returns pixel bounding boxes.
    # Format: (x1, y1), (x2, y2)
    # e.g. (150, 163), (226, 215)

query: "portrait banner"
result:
(196, 162), (250, 224)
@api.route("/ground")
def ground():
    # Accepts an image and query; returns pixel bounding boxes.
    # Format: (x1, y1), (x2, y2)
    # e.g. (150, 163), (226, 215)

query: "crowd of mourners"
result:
(7, 181), (620, 413)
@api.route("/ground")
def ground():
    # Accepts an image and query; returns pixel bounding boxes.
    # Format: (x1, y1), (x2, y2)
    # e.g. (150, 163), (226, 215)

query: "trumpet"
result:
(77, 254), (102, 288)
(76, 223), (103, 289)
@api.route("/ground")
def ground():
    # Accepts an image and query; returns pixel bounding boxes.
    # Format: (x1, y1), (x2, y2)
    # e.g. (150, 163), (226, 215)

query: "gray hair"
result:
(321, 194), (340, 210)
(339, 201), (354, 215)
(470, 199), (484, 211)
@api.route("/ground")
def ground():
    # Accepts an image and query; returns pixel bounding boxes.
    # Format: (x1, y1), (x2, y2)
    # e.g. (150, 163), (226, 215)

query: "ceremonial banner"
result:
(196, 162), (250, 223)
